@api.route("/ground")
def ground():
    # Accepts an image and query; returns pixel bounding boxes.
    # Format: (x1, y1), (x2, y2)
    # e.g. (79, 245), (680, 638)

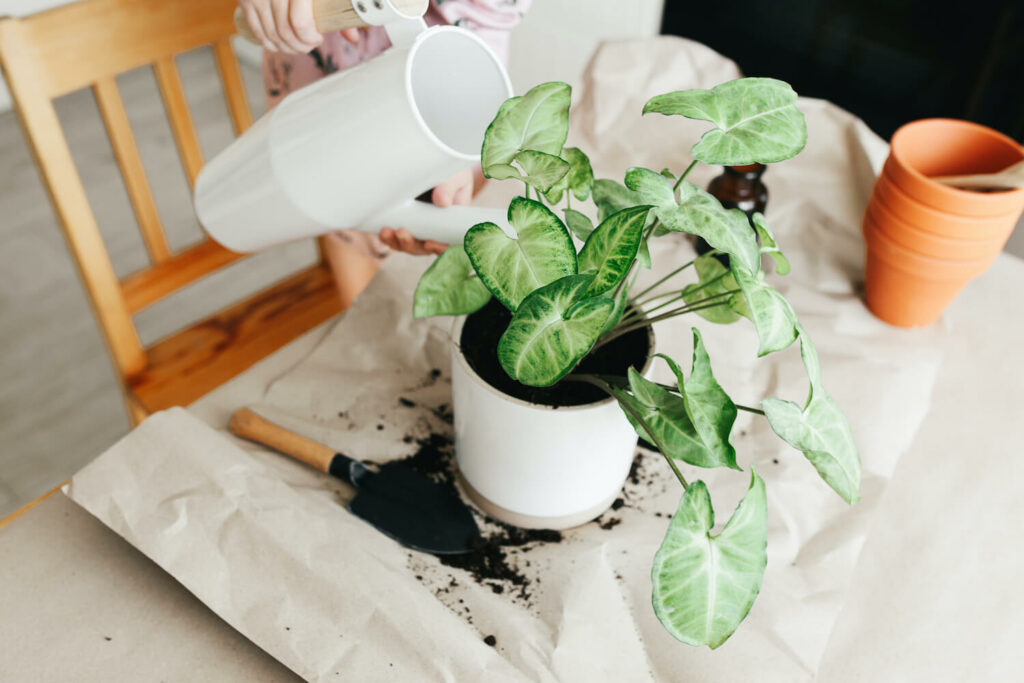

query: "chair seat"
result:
(128, 263), (342, 413)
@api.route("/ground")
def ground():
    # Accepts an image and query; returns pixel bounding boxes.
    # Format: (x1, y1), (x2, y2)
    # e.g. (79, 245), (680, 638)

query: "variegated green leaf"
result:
(752, 213), (790, 275)
(497, 274), (613, 386)
(643, 78), (807, 165)
(592, 179), (645, 222)
(658, 331), (739, 470)
(730, 263), (799, 356)
(624, 166), (677, 206)
(563, 208), (595, 241)
(514, 150), (570, 193)
(619, 370), (713, 468)
(762, 332), (861, 504)
(578, 206), (652, 296)
(465, 197), (576, 311)
(413, 245), (491, 318)
(657, 182), (760, 274)
(564, 147), (594, 201)
(652, 472), (768, 649)
(681, 254), (742, 325)
(482, 82), (571, 177)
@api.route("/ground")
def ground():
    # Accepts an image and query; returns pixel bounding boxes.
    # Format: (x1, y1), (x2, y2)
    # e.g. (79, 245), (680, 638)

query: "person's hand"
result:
(239, 0), (322, 53)
(379, 168), (475, 255)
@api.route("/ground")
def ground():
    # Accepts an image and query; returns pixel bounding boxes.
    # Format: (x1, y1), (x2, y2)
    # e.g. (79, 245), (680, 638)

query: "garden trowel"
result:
(229, 408), (479, 554)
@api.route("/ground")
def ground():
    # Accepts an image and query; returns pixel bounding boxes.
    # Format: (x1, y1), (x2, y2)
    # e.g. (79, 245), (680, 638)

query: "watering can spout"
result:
(197, 2), (513, 253)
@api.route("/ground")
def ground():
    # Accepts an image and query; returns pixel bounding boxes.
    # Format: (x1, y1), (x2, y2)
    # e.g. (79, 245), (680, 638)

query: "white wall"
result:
(0, 0), (664, 111)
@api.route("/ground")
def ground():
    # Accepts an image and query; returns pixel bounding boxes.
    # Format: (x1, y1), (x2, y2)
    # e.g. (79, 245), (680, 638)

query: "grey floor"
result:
(0, 49), (318, 517)
(2, 48), (1024, 519)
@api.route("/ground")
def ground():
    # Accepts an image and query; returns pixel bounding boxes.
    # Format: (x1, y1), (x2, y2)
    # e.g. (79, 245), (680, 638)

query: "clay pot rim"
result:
(863, 214), (993, 279)
(867, 194), (1008, 251)
(889, 118), (1024, 208)
(876, 169), (1022, 227)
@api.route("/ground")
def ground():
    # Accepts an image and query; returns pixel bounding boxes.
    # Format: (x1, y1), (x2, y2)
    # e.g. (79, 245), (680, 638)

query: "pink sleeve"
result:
(431, 0), (532, 64)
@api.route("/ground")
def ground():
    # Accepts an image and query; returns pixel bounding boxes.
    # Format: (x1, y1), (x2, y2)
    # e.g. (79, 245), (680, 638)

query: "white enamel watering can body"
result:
(195, 17), (513, 253)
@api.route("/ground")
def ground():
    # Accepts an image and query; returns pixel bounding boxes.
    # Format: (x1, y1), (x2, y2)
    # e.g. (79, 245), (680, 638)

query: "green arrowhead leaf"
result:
(563, 147), (594, 201)
(497, 274), (613, 386)
(730, 263), (798, 356)
(465, 197), (577, 311)
(592, 179), (645, 222)
(656, 182), (760, 274)
(657, 331), (739, 471)
(624, 166), (676, 206)
(514, 150), (570, 193)
(482, 82), (571, 178)
(563, 208), (595, 241)
(643, 77), (807, 165)
(762, 332), (861, 503)
(599, 272), (634, 336)
(752, 213), (790, 275)
(681, 254), (742, 325)
(619, 371), (710, 467)
(541, 147), (594, 204)
(413, 245), (492, 318)
(652, 471), (768, 649)
(618, 366), (732, 470)
(637, 238), (652, 269)
(578, 206), (652, 296)
(486, 164), (523, 181)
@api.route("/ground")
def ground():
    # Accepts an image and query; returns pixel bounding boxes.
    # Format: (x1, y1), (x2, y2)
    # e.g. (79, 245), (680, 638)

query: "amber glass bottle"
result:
(696, 163), (768, 264)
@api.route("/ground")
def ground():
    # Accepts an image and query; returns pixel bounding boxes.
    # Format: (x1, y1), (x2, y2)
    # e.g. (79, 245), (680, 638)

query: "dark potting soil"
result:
(395, 428), (562, 603)
(459, 298), (652, 408)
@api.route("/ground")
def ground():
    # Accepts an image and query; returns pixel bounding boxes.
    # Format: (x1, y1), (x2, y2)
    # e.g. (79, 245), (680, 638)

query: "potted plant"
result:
(412, 78), (861, 648)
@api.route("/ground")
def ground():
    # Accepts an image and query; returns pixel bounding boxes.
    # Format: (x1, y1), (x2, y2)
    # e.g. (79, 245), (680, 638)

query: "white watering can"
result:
(195, 0), (512, 253)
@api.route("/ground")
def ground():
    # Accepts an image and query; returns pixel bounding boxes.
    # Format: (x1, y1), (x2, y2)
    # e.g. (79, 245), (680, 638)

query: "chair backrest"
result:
(0, 0), (253, 380)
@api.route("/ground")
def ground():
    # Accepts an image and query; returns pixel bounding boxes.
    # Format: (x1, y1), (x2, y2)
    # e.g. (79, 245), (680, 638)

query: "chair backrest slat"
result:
(0, 29), (147, 377)
(153, 56), (204, 188)
(93, 76), (172, 263)
(213, 38), (254, 135)
(8, 0), (238, 99)
(0, 0), (250, 383)
(121, 240), (243, 313)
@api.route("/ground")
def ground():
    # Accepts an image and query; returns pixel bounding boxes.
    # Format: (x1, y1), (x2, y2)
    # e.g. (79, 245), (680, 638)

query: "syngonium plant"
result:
(412, 78), (861, 648)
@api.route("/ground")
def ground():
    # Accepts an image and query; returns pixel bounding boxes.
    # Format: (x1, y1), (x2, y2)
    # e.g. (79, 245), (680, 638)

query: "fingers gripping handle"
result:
(234, 0), (428, 45)
(362, 201), (511, 245)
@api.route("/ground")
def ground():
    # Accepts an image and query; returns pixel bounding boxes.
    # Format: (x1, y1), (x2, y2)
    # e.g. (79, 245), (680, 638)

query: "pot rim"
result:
(863, 213), (994, 278)
(449, 311), (656, 412)
(875, 171), (1021, 227)
(866, 195), (1007, 250)
(888, 118), (1024, 208)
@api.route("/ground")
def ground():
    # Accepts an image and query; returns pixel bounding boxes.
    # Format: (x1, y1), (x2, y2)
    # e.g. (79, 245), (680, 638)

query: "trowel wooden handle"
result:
(233, 0), (428, 45)
(229, 408), (335, 473)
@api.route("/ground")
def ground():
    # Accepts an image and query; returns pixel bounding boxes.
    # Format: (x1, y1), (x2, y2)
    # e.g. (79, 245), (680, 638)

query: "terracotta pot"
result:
(883, 118), (1024, 218)
(873, 172), (1021, 242)
(865, 196), (1007, 262)
(862, 216), (994, 327)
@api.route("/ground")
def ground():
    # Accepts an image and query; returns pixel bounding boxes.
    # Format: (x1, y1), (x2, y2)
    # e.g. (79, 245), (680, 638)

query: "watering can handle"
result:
(233, 0), (428, 45)
(362, 201), (510, 246)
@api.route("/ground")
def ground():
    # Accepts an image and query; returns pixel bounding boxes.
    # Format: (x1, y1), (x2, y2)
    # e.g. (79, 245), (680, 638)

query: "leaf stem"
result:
(630, 258), (696, 301)
(673, 160), (699, 192)
(595, 297), (734, 349)
(570, 374), (689, 490)
(736, 404), (765, 416)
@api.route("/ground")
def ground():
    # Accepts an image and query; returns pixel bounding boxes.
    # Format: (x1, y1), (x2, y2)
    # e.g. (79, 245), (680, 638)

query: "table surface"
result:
(5, 38), (1024, 682)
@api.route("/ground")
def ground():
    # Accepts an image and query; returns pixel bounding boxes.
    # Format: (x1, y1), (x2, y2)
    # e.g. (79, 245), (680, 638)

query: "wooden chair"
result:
(0, 0), (343, 425)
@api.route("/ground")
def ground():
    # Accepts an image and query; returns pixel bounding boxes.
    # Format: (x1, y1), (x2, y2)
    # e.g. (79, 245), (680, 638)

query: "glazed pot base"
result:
(457, 469), (622, 531)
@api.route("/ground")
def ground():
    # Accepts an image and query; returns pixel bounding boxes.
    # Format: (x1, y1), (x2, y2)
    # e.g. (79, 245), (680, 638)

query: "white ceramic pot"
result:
(450, 317), (654, 530)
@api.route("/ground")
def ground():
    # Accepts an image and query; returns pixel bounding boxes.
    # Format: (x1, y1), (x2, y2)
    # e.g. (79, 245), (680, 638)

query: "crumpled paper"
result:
(68, 36), (947, 681)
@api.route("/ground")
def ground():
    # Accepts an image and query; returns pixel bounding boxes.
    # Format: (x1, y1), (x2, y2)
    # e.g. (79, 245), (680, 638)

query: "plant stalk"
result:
(630, 258), (696, 301)
(673, 160), (699, 192)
